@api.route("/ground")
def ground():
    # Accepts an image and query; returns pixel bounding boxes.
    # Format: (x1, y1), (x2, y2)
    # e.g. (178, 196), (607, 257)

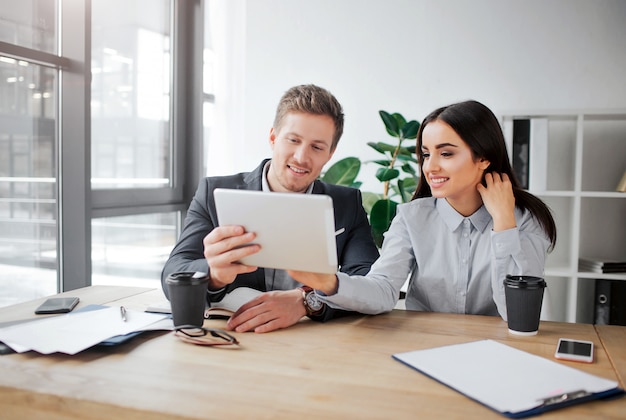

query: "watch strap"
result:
(299, 286), (324, 316)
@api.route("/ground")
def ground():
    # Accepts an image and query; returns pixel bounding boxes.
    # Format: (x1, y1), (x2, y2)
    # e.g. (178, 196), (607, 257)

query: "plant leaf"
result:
(372, 159), (392, 167)
(370, 199), (398, 248)
(398, 179), (408, 203)
(321, 157), (361, 186)
(370, 142), (397, 154)
(367, 142), (386, 154)
(361, 191), (381, 214)
(375, 167), (400, 182)
(401, 120), (420, 139)
(401, 176), (417, 189)
(379, 110), (399, 137)
(350, 181), (362, 189)
(401, 163), (417, 175)
(396, 155), (418, 164)
(391, 113), (407, 130)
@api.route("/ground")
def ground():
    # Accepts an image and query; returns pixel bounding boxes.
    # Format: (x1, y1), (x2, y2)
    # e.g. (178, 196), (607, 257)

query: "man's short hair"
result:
(273, 84), (344, 150)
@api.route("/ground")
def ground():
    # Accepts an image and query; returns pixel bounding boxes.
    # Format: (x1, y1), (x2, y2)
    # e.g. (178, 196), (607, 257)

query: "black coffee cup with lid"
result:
(504, 275), (546, 336)
(166, 271), (209, 328)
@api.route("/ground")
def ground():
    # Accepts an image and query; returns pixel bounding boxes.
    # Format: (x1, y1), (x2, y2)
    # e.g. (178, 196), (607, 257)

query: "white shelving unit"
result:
(502, 110), (626, 323)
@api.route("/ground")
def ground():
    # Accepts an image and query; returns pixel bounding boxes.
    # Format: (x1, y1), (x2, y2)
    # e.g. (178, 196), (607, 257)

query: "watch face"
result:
(305, 292), (324, 311)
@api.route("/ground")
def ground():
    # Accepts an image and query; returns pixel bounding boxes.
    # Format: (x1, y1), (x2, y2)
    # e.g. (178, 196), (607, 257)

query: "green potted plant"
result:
(322, 110), (420, 247)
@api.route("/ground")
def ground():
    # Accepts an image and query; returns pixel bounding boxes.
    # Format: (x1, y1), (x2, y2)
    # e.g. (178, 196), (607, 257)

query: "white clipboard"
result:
(393, 339), (623, 418)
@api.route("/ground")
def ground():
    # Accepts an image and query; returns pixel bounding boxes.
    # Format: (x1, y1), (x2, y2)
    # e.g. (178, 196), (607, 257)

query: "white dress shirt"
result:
(322, 197), (551, 320)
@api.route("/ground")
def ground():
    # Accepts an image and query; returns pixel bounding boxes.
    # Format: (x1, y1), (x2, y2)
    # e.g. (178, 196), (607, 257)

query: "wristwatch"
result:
(299, 286), (324, 316)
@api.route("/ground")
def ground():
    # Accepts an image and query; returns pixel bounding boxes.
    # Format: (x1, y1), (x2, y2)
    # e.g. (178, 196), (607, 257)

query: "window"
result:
(0, 0), (60, 305)
(91, 0), (172, 190)
(0, 0), (209, 306)
(90, 0), (178, 286)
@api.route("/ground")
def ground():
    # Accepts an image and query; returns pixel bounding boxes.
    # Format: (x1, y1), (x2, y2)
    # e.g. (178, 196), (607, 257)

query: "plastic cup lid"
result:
(504, 275), (546, 288)
(166, 271), (209, 285)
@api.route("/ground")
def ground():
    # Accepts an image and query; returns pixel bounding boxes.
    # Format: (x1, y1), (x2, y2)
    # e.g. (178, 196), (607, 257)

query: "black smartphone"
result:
(34, 297), (80, 314)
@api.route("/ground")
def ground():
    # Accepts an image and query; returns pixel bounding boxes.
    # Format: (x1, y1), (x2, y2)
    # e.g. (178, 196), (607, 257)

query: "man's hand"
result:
(226, 290), (306, 333)
(203, 225), (260, 289)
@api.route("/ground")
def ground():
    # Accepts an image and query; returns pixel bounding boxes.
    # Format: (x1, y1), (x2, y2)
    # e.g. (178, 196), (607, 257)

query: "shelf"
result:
(501, 110), (626, 324)
(534, 191), (626, 198)
(577, 272), (626, 281)
(542, 270), (626, 281)
(533, 191), (576, 197)
(580, 192), (626, 198)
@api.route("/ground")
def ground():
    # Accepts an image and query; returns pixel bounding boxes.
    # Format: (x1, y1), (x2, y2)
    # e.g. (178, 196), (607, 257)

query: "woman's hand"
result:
(287, 271), (339, 296)
(477, 172), (516, 232)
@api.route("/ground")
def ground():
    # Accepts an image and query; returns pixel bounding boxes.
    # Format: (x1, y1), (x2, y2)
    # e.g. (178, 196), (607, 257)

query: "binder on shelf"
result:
(594, 279), (612, 325)
(393, 339), (623, 418)
(594, 279), (626, 326)
(511, 118), (548, 191)
(528, 118), (548, 191)
(512, 119), (530, 189)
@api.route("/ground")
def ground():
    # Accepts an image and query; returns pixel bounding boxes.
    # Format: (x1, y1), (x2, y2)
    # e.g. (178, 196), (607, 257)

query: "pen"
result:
(120, 306), (127, 322)
(335, 228), (345, 236)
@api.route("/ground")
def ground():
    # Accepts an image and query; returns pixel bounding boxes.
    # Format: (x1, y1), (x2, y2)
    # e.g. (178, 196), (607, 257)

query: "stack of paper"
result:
(0, 306), (172, 355)
(579, 257), (626, 274)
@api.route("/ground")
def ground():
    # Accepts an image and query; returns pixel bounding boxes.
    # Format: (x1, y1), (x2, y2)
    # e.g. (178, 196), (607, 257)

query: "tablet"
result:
(213, 188), (338, 274)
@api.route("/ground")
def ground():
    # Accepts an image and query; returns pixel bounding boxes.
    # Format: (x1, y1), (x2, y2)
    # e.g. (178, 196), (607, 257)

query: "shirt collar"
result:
(262, 160), (314, 194)
(436, 198), (492, 233)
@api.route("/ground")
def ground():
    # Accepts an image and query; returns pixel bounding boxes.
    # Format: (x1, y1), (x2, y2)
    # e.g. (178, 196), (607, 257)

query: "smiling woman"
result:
(413, 100), (557, 249)
(289, 100), (557, 322)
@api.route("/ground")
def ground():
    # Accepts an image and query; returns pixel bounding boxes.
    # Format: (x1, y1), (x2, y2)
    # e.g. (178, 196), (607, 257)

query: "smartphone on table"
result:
(554, 338), (594, 363)
(34, 297), (80, 314)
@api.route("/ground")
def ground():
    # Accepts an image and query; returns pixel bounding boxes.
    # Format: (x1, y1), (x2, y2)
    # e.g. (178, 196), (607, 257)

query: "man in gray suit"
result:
(162, 84), (379, 333)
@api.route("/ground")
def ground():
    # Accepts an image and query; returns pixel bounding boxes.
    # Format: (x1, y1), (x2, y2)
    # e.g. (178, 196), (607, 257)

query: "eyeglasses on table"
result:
(174, 325), (240, 347)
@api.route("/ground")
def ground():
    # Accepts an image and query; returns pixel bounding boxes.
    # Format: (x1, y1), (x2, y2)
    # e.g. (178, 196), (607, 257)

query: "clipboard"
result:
(393, 339), (624, 418)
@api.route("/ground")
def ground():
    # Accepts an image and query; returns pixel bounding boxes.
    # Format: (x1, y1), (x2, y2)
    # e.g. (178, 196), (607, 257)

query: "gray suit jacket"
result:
(161, 159), (379, 321)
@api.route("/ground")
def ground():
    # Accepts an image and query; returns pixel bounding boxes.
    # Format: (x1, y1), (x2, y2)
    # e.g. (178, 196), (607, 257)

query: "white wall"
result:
(210, 0), (626, 193)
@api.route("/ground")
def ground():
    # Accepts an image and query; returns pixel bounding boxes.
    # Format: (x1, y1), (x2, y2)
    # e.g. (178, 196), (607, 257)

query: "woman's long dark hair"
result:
(412, 100), (557, 250)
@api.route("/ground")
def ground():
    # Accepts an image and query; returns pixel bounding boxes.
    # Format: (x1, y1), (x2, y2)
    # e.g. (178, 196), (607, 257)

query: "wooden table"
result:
(596, 324), (626, 389)
(0, 286), (624, 419)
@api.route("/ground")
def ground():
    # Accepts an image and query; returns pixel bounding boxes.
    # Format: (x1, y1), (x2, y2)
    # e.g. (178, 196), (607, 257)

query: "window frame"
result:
(0, 0), (207, 293)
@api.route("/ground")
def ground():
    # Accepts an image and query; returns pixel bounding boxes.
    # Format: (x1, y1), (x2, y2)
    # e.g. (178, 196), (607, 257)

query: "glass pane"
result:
(0, 0), (57, 54)
(203, 1), (215, 96)
(92, 212), (177, 287)
(91, 0), (171, 189)
(0, 57), (57, 307)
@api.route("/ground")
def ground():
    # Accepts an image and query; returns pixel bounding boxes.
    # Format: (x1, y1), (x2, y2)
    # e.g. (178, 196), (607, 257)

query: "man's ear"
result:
(269, 128), (276, 147)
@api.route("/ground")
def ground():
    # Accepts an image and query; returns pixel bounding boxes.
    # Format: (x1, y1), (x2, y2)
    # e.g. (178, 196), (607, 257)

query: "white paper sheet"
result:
(0, 307), (171, 355)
